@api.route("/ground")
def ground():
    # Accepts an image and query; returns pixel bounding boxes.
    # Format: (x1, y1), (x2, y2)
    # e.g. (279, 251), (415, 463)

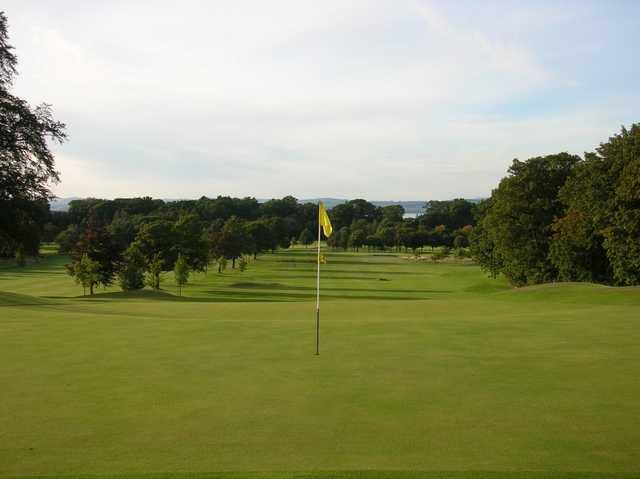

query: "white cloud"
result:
(3, 0), (638, 200)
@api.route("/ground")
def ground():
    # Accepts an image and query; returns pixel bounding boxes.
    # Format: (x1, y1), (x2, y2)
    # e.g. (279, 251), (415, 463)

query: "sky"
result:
(3, 0), (640, 200)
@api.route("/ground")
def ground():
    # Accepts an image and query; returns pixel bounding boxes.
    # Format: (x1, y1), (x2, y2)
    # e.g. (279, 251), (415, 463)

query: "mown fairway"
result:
(1, 248), (639, 479)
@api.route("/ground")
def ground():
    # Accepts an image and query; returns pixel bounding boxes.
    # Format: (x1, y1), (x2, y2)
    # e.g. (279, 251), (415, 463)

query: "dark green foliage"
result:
(210, 216), (253, 268)
(297, 228), (314, 247)
(245, 219), (277, 256)
(420, 199), (476, 230)
(173, 214), (209, 271)
(67, 216), (121, 292)
(550, 124), (640, 285)
(472, 123), (640, 286)
(381, 204), (404, 223)
(118, 246), (145, 291)
(469, 209), (502, 279)
(173, 253), (190, 296)
(348, 227), (367, 251)
(55, 224), (81, 253)
(69, 253), (100, 295)
(0, 12), (66, 257)
(473, 153), (580, 286)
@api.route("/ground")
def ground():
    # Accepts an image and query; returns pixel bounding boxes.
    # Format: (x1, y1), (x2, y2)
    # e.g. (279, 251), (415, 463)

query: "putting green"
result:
(1, 248), (639, 478)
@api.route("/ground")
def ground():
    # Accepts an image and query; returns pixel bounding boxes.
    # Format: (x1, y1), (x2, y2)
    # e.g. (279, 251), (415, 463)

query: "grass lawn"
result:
(1, 247), (639, 478)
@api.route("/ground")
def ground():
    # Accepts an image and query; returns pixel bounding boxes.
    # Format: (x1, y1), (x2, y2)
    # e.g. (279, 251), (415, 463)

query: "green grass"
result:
(1, 247), (639, 478)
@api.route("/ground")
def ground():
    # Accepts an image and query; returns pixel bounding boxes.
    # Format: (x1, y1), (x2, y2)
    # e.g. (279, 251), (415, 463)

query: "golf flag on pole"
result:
(316, 202), (332, 356)
(319, 202), (333, 237)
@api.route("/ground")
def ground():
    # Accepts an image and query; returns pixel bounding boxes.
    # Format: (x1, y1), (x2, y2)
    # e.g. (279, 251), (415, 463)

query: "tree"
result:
(174, 253), (190, 296)
(118, 245), (145, 291)
(173, 214), (208, 271)
(67, 215), (121, 291)
(472, 153), (580, 285)
(210, 216), (252, 268)
(71, 253), (101, 296)
(381, 205), (404, 223)
(129, 219), (176, 288)
(55, 224), (82, 253)
(245, 220), (274, 258)
(298, 228), (314, 247)
(145, 253), (163, 290)
(349, 227), (367, 251)
(420, 199), (476, 230)
(0, 12), (67, 257)
(550, 124), (640, 284)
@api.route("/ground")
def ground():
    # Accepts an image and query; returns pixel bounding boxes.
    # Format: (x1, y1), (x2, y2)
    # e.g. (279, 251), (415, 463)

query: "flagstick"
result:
(316, 205), (321, 356)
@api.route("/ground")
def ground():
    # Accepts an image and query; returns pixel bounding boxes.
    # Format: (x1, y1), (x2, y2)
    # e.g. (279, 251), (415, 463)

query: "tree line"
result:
(50, 195), (478, 294)
(470, 123), (640, 287)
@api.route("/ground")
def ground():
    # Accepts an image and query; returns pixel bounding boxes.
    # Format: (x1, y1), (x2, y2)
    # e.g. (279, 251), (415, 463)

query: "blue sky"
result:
(4, 0), (639, 200)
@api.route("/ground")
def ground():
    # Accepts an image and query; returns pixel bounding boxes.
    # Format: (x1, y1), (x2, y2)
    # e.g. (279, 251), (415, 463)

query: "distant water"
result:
(403, 213), (418, 219)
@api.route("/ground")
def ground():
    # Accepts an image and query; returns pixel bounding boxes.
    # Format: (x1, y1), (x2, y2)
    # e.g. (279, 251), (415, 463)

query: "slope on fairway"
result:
(1, 249), (639, 478)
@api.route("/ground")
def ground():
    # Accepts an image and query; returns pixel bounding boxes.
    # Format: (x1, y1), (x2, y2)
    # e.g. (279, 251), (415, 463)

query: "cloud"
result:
(3, 0), (639, 199)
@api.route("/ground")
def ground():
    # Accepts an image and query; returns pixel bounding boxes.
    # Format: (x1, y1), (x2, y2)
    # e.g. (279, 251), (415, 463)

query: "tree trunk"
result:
(155, 272), (160, 289)
(232, 257), (236, 269)
(90, 282), (94, 295)
(254, 252), (257, 260)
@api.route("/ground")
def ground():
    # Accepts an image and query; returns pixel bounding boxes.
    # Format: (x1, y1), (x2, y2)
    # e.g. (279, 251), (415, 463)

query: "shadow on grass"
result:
(273, 268), (417, 275)
(77, 287), (440, 303)
(0, 291), (57, 307)
(230, 281), (451, 294)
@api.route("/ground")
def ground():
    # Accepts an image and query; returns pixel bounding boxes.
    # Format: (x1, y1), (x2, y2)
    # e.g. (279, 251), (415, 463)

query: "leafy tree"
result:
(145, 253), (163, 290)
(376, 225), (396, 249)
(174, 253), (190, 296)
(210, 216), (252, 268)
(118, 245), (145, 291)
(0, 12), (67, 257)
(55, 224), (82, 253)
(129, 219), (176, 288)
(68, 216), (120, 291)
(109, 210), (138, 253)
(420, 199), (476, 230)
(472, 153), (580, 285)
(245, 219), (274, 258)
(364, 234), (384, 250)
(298, 228), (314, 247)
(71, 253), (101, 296)
(348, 227), (367, 251)
(550, 124), (640, 284)
(469, 207), (502, 279)
(381, 205), (404, 223)
(173, 214), (208, 271)
(330, 226), (350, 250)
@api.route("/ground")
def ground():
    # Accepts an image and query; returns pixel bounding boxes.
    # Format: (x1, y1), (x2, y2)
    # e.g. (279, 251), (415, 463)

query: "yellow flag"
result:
(319, 202), (333, 237)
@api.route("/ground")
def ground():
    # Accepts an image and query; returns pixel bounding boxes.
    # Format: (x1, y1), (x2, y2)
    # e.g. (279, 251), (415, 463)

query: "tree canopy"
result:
(0, 11), (66, 257)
